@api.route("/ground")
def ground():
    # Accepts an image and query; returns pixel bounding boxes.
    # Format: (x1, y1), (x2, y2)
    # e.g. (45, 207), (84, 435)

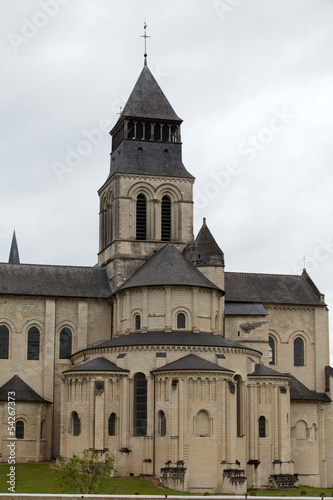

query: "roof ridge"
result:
(225, 271), (302, 277)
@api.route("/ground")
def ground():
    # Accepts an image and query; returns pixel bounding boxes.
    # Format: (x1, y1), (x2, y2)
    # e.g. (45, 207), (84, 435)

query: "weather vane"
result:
(140, 22), (151, 66)
(303, 255), (306, 269)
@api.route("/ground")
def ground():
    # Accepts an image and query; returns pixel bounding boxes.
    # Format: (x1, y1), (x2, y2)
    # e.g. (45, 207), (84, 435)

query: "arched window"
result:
(27, 326), (40, 360)
(269, 336), (276, 365)
(72, 411), (80, 436)
(136, 194), (147, 240)
(234, 375), (242, 437)
(134, 373), (147, 436)
(196, 410), (210, 437)
(157, 410), (166, 436)
(108, 413), (117, 436)
(135, 314), (141, 331)
(16, 420), (24, 439)
(294, 337), (305, 366)
(0, 325), (9, 359)
(259, 416), (266, 438)
(295, 420), (307, 440)
(177, 313), (186, 329)
(161, 195), (171, 241)
(40, 421), (44, 439)
(59, 328), (72, 359)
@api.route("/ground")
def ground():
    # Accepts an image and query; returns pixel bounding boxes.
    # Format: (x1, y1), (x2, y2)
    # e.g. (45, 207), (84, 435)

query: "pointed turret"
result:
(106, 65), (193, 180)
(183, 219), (225, 291)
(8, 231), (20, 264)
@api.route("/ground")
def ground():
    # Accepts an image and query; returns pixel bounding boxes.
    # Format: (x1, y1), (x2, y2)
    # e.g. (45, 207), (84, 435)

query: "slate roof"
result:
(107, 140), (194, 180)
(288, 374), (331, 402)
(0, 263), (112, 298)
(119, 66), (182, 122)
(8, 231), (20, 264)
(90, 330), (257, 352)
(118, 243), (223, 292)
(151, 353), (234, 373)
(63, 357), (129, 374)
(183, 219), (225, 267)
(249, 364), (289, 378)
(225, 302), (268, 316)
(0, 375), (51, 403)
(225, 271), (324, 306)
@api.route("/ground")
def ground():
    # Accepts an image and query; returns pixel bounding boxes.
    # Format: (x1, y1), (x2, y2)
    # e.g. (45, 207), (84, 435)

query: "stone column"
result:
(94, 379), (105, 450)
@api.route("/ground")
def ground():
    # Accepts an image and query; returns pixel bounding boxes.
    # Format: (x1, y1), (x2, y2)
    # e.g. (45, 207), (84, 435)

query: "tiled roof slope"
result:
(151, 353), (234, 373)
(91, 330), (258, 353)
(0, 263), (112, 298)
(119, 66), (181, 121)
(225, 270), (324, 305)
(63, 357), (128, 373)
(288, 374), (331, 402)
(0, 375), (50, 403)
(118, 243), (223, 292)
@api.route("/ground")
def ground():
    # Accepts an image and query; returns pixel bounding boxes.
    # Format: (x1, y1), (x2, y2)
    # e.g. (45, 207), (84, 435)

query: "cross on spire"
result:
(303, 255), (306, 270)
(140, 22), (151, 67)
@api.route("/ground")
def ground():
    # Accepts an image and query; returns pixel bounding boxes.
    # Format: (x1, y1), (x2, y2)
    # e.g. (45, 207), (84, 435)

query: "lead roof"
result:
(183, 219), (225, 267)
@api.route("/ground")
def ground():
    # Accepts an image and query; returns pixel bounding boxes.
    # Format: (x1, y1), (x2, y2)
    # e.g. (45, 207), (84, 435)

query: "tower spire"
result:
(140, 22), (151, 67)
(8, 230), (20, 264)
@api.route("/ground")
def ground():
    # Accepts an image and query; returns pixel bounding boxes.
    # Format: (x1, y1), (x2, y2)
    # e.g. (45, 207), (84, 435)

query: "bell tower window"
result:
(136, 194), (147, 240)
(161, 195), (171, 241)
(127, 120), (135, 139)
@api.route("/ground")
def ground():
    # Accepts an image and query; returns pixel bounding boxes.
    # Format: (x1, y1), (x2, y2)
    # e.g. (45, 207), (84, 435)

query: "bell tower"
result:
(98, 63), (195, 289)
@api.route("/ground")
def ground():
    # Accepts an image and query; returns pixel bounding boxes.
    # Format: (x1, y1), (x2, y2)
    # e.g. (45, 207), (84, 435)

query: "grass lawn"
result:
(1, 463), (333, 496)
(0, 462), (179, 495)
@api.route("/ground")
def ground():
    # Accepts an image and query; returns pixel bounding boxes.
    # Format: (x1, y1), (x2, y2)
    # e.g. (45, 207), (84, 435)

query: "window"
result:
(177, 313), (186, 329)
(72, 411), (80, 436)
(234, 375), (242, 437)
(136, 122), (143, 140)
(135, 314), (141, 331)
(40, 421), (44, 439)
(259, 416), (266, 438)
(108, 413), (117, 436)
(0, 325), (9, 359)
(161, 196), (171, 241)
(145, 123), (151, 140)
(157, 410), (166, 436)
(171, 125), (178, 142)
(294, 337), (305, 366)
(136, 194), (147, 240)
(134, 373), (147, 436)
(59, 328), (72, 359)
(154, 123), (161, 141)
(16, 420), (24, 439)
(27, 327), (40, 360)
(269, 336), (276, 365)
(127, 120), (134, 139)
(162, 124), (169, 141)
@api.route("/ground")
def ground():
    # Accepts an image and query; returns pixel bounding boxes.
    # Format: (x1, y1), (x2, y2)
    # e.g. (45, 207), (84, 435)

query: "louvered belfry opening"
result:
(136, 194), (147, 240)
(161, 195), (171, 241)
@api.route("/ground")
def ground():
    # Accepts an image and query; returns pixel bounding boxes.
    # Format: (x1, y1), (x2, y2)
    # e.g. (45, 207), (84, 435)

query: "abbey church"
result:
(1, 60), (333, 494)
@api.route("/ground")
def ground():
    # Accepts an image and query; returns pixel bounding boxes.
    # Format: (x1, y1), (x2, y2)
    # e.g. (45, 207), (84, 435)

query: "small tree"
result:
(58, 448), (116, 494)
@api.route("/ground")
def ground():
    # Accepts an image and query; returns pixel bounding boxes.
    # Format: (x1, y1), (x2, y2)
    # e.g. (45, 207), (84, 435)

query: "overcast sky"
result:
(1, 1), (333, 357)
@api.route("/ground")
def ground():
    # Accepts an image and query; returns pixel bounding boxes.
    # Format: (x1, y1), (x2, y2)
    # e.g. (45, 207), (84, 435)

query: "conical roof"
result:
(183, 219), (224, 267)
(151, 353), (234, 373)
(0, 375), (50, 402)
(8, 231), (20, 264)
(120, 66), (181, 121)
(117, 243), (224, 293)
